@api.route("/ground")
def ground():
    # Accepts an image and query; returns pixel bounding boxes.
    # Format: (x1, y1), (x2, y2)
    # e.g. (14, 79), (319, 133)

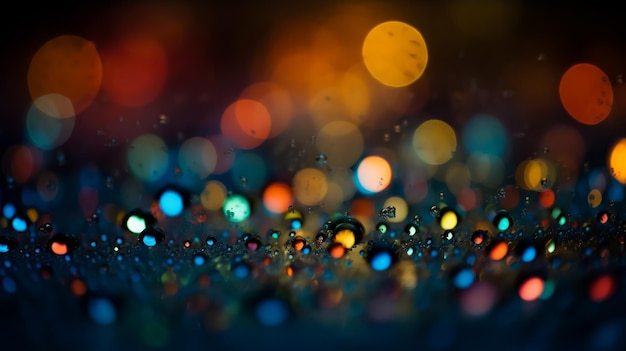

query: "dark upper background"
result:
(1, 0), (625, 172)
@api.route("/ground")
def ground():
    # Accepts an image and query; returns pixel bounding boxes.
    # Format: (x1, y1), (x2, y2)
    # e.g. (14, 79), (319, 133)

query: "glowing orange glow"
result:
(589, 274), (616, 302)
(559, 63), (613, 125)
(350, 197), (375, 219)
(71, 278), (87, 296)
(262, 182), (293, 214)
(362, 21), (428, 87)
(608, 138), (626, 184)
(356, 155), (392, 193)
(538, 189), (556, 209)
(101, 36), (168, 107)
(240, 82), (293, 138)
(489, 241), (508, 261)
(27, 35), (102, 117)
(329, 243), (346, 258)
(220, 99), (271, 150)
(293, 240), (305, 252)
(51, 242), (68, 255)
(519, 277), (544, 301)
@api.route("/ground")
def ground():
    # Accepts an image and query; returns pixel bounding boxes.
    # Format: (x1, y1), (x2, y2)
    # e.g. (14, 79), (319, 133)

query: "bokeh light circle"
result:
(27, 35), (102, 117)
(412, 119), (457, 165)
(292, 168), (328, 206)
(608, 138), (626, 184)
(178, 137), (217, 180)
(559, 63), (613, 125)
(127, 133), (169, 182)
(362, 21), (428, 87)
(356, 155), (392, 194)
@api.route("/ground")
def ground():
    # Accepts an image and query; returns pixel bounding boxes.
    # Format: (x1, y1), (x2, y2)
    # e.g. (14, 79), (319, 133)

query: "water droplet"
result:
(394, 124), (401, 133)
(378, 206), (396, 221)
(471, 230), (487, 245)
(47, 233), (79, 255)
(40, 222), (54, 233)
(537, 53), (547, 61)
(383, 133), (390, 142)
(497, 188), (506, 198)
(540, 178), (550, 189)
(315, 153), (328, 168)
(158, 114), (169, 124)
(430, 206), (440, 218)
(138, 226), (165, 247)
(0, 236), (18, 253)
(205, 236), (217, 246)
(329, 216), (365, 249)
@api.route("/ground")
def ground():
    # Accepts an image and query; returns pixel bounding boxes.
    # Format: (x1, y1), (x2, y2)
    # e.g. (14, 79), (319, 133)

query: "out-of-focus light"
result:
(489, 241), (508, 261)
(459, 282), (498, 317)
(122, 208), (157, 235)
(608, 138), (626, 184)
(101, 35), (168, 108)
(26, 95), (76, 150)
(355, 155), (392, 194)
(177, 137), (217, 180)
(519, 277), (545, 301)
(2, 203), (16, 219)
(27, 35), (102, 117)
(88, 297), (117, 325)
(362, 21), (428, 87)
(255, 298), (289, 327)
(159, 189), (184, 217)
(588, 189), (603, 208)
(240, 81), (293, 138)
(589, 274), (616, 302)
(127, 133), (169, 182)
(462, 114), (508, 157)
(263, 182), (293, 214)
(439, 208), (459, 230)
(292, 168), (328, 206)
(412, 119), (457, 165)
(559, 63), (613, 125)
(539, 189), (556, 209)
(223, 194), (251, 223)
(200, 180), (227, 211)
(220, 99), (271, 150)
(382, 196), (408, 223)
(453, 267), (476, 289)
